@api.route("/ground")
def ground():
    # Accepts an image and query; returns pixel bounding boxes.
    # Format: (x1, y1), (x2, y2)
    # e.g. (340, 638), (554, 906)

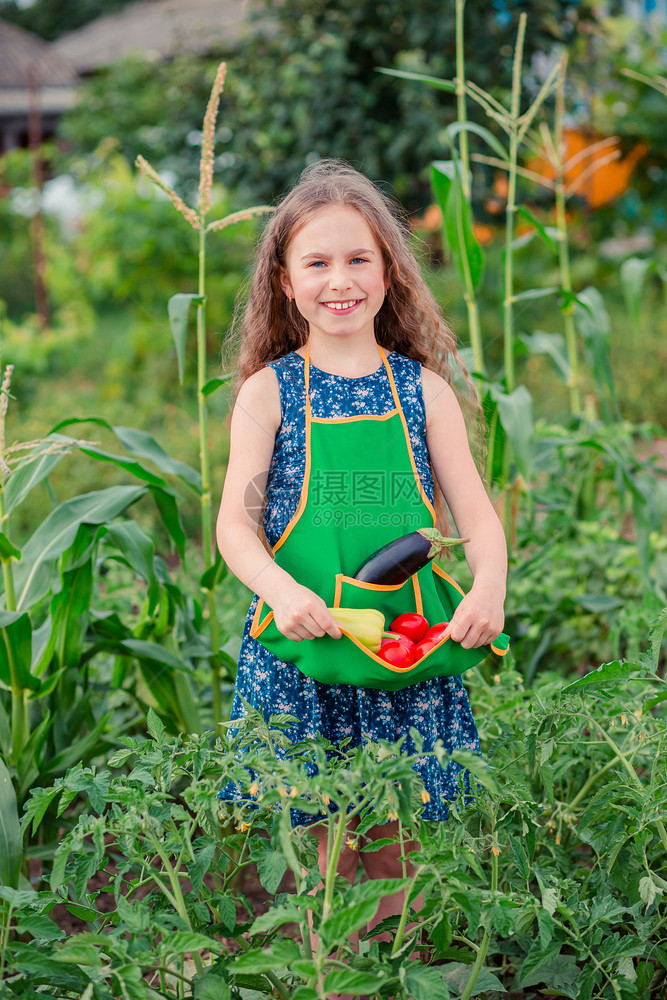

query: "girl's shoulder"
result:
(235, 364), (281, 431)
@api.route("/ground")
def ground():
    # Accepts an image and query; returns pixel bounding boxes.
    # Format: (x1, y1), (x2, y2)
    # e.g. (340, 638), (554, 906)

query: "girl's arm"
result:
(216, 367), (342, 643)
(422, 367), (507, 649)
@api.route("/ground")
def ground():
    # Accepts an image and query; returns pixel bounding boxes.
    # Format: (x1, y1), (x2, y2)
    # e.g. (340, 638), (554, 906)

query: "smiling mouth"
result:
(321, 299), (361, 311)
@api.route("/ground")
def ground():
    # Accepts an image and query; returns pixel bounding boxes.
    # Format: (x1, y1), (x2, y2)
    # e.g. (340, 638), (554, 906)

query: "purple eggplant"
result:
(353, 528), (469, 585)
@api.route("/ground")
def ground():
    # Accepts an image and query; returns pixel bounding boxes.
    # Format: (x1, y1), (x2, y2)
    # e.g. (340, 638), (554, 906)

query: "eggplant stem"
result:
(417, 527), (471, 560)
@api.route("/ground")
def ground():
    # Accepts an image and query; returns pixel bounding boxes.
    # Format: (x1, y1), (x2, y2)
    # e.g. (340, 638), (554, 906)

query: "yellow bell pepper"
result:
(328, 607), (385, 652)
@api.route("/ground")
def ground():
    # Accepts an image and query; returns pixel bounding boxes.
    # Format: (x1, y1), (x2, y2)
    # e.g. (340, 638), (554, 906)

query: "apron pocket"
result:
(250, 568), (509, 691)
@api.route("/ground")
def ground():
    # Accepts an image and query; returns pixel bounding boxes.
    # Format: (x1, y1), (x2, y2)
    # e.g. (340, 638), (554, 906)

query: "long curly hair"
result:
(224, 159), (485, 528)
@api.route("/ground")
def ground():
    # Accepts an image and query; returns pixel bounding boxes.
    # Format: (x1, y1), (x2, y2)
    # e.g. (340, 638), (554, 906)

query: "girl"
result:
(216, 159), (507, 937)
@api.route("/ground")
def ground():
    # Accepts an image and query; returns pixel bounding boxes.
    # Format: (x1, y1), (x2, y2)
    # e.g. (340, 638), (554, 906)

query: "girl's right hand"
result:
(271, 582), (343, 642)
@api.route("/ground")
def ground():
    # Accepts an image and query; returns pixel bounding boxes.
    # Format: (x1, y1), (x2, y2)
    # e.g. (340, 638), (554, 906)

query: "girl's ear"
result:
(279, 268), (294, 299)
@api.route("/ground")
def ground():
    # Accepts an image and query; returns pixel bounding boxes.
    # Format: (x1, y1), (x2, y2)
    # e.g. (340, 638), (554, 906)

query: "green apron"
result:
(250, 346), (509, 692)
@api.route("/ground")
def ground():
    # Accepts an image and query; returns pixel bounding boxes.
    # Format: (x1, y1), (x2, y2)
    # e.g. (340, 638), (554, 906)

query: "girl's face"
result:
(280, 204), (388, 346)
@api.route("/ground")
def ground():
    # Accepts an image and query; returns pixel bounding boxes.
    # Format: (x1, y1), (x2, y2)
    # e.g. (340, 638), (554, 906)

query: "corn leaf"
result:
(168, 292), (204, 384)
(50, 418), (201, 493)
(0, 610), (38, 692)
(0, 755), (22, 888)
(14, 485), (147, 612)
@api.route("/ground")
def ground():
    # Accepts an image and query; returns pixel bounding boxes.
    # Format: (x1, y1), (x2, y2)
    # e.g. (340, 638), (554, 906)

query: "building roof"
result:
(52, 0), (260, 74)
(0, 19), (77, 88)
(0, 19), (77, 116)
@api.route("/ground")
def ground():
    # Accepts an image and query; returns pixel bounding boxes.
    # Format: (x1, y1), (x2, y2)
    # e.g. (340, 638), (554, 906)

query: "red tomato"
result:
(378, 641), (415, 669)
(381, 632), (416, 653)
(390, 613), (429, 643)
(424, 621), (450, 643)
(413, 638), (439, 662)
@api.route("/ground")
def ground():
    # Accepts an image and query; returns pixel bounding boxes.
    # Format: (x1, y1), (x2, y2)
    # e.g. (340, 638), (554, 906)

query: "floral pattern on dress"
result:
(218, 350), (481, 825)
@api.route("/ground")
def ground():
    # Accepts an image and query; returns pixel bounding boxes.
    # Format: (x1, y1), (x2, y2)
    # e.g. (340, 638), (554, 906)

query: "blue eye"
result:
(351, 257), (368, 264)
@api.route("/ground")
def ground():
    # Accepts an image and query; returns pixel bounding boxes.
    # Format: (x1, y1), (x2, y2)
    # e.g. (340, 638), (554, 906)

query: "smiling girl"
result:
(216, 159), (507, 966)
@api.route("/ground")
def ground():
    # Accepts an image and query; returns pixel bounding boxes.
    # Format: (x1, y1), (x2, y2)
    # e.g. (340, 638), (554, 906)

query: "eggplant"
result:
(353, 528), (469, 585)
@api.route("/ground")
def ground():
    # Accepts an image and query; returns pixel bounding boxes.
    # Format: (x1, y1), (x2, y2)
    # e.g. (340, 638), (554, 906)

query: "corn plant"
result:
(135, 62), (273, 734)
(0, 334), (222, 887)
(380, 4), (666, 563)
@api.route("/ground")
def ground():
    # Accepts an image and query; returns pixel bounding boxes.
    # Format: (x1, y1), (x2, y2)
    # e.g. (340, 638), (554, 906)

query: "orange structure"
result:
(527, 127), (649, 209)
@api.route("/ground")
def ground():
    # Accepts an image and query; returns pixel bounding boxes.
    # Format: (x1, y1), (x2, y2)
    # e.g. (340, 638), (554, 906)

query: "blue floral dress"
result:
(219, 350), (481, 824)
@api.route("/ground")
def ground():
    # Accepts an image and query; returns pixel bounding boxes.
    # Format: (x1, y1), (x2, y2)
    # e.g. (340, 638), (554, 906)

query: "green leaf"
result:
(440, 963), (505, 995)
(50, 560), (93, 671)
(122, 639), (190, 672)
(0, 609), (38, 692)
(319, 897), (381, 945)
(513, 285), (560, 302)
(49, 433), (169, 488)
(14, 485), (147, 611)
(15, 912), (63, 941)
(450, 749), (500, 796)
(162, 932), (221, 956)
(403, 964), (450, 999)
(444, 120), (509, 162)
(256, 849), (287, 894)
(519, 330), (571, 382)
(194, 972), (231, 1000)
(575, 287), (621, 422)
(377, 66), (457, 91)
(22, 783), (62, 836)
(432, 160), (484, 291)
(348, 877), (411, 904)
(249, 902), (303, 936)
(202, 373), (234, 397)
(150, 485), (187, 561)
(51, 418), (201, 493)
(168, 292), (204, 383)
(146, 706), (166, 743)
(324, 968), (388, 994)
(199, 550), (227, 591)
(516, 205), (559, 252)
(0, 532), (21, 561)
(490, 384), (533, 480)
(54, 942), (101, 965)
(517, 954), (578, 994)
(562, 658), (649, 692)
(620, 256), (652, 330)
(648, 608), (667, 670)
(519, 940), (563, 986)
(0, 755), (22, 888)
(509, 835), (530, 881)
(106, 521), (159, 613)
(232, 938), (300, 973)
(572, 594), (624, 614)
(431, 912), (452, 952)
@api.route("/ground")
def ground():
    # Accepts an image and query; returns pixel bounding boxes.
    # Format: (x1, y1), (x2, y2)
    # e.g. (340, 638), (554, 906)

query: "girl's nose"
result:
(328, 265), (353, 290)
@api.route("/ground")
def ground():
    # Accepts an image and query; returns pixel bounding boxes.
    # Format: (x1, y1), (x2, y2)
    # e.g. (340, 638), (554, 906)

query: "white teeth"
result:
(324, 300), (358, 310)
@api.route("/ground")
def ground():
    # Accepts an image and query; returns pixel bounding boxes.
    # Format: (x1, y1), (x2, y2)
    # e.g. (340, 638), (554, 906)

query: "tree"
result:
(0, 0), (135, 41)
(57, 0), (596, 210)
(220, 0), (594, 209)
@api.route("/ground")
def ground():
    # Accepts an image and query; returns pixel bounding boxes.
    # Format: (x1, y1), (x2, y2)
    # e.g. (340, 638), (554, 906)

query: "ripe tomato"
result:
(381, 632), (416, 653)
(413, 638), (439, 662)
(378, 641), (415, 669)
(390, 613), (429, 643)
(424, 621), (450, 643)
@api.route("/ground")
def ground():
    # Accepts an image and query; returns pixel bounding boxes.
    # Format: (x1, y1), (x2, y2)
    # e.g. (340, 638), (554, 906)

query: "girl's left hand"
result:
(444, 585), (505, 649)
